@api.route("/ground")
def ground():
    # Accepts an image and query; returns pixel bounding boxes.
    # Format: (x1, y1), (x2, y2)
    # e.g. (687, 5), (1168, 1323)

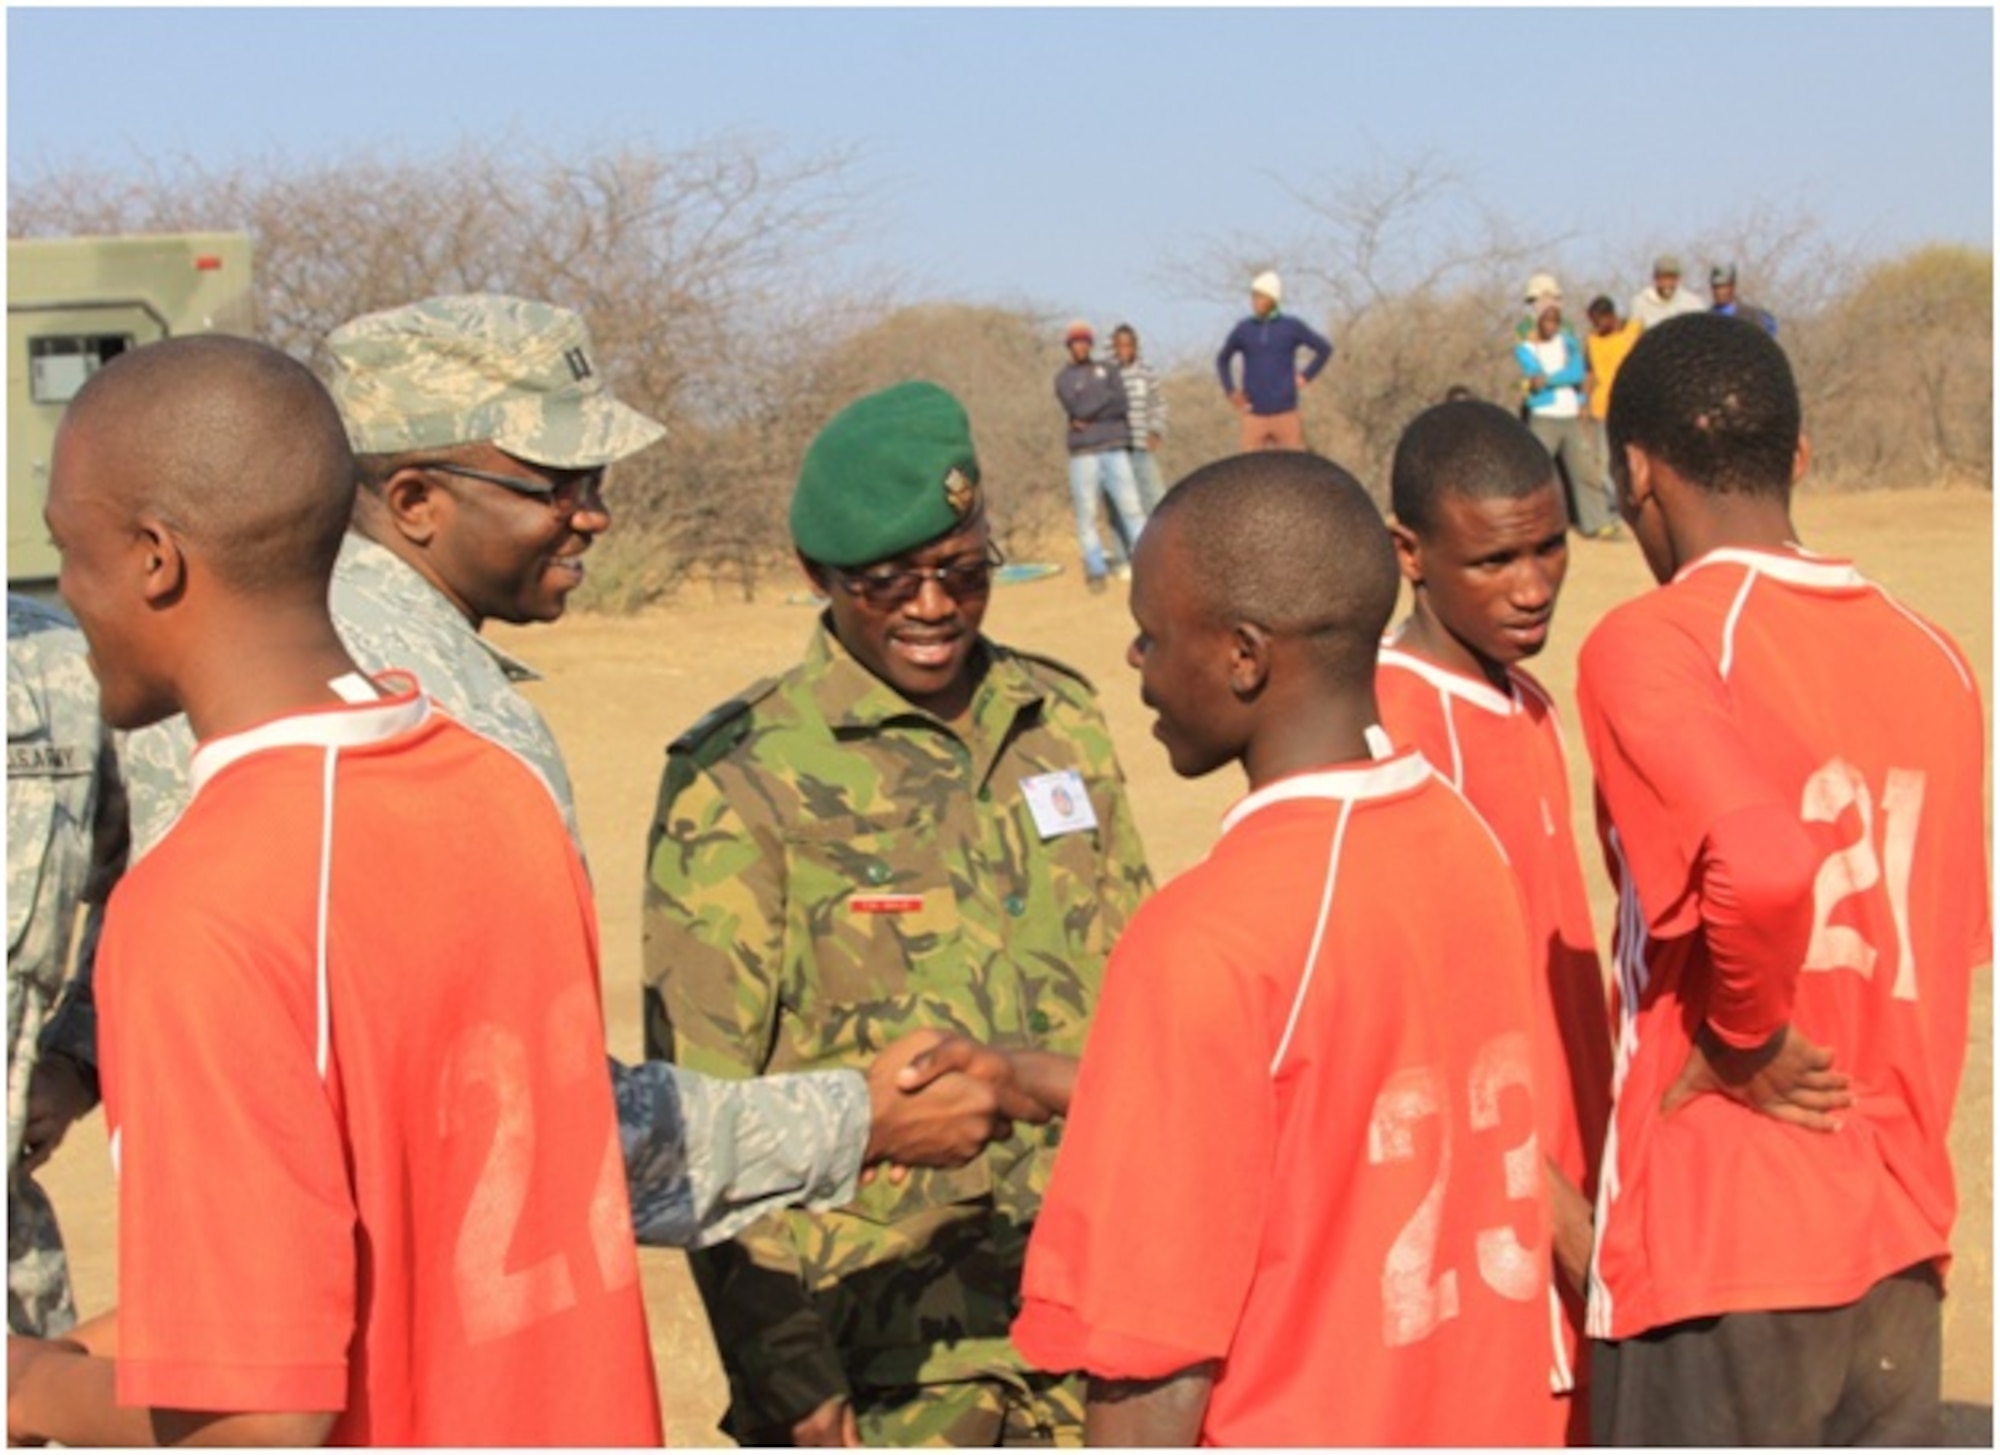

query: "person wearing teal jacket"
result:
(1513, 277), (1616, 538)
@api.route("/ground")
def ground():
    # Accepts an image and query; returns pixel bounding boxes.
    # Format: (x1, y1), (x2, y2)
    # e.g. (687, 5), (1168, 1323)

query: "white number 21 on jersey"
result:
(1800, 757), (1926, 1002)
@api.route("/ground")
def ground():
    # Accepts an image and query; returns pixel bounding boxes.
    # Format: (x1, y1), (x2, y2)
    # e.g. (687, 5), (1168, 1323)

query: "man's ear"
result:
(797, 550), (831, 598)
(1620, 442), (1657, 514)
(1228, 621), (1272, 698)
(377, 466), (446, 547)
(1791, 433), (1812, 486)
(133, 514), (185, 608)
(1387, 519), (1425, 588)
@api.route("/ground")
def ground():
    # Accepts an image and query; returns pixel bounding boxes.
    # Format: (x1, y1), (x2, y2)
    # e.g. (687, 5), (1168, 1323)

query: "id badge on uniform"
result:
(1020, 769), (1098, 840)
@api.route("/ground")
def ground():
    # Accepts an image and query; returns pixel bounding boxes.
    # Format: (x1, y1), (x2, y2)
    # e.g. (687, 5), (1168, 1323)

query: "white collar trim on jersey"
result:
(1377, 645), (1520, 717)
(1220, 744), (1431, 837)
(187, 671), (430, 800)
(1674, 545), (1865, 590)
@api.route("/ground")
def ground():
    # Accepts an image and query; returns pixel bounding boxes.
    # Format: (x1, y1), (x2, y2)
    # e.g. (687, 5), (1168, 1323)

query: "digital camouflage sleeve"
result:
(7, 596), (124, 1337)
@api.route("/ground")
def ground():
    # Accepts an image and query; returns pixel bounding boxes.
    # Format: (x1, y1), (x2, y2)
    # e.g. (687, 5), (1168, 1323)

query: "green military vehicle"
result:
(8, 232), (254, 592)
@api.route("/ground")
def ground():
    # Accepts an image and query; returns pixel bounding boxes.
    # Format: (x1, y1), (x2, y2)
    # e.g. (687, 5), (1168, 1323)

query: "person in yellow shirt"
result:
(1584, 296), (1641, 531)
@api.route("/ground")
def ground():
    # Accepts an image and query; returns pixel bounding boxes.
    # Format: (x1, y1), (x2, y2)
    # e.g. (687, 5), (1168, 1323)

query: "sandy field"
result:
(36, 487), (1992, 1444)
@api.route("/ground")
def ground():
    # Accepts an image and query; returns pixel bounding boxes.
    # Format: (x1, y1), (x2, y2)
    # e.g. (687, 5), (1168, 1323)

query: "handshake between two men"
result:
(862, 1033), (1078, 1175)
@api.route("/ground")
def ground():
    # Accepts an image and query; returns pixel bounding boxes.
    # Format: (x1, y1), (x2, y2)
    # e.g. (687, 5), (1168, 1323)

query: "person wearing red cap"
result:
(1055, 321), (1148, 592)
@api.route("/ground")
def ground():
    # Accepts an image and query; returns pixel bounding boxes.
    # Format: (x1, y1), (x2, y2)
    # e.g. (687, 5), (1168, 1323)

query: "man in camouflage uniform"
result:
(115, 296), (1024, 1250)
(7, 595), (125, 1336)
(644, 381), (1153, 1446)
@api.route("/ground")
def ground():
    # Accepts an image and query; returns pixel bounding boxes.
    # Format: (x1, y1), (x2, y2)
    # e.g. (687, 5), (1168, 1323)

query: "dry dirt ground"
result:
(37, 487), (1993, 1445)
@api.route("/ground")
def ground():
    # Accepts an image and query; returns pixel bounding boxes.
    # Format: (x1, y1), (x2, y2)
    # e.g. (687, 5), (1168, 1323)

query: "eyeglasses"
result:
(422, 461), (606, 512)
(829, 546), (1006, 609)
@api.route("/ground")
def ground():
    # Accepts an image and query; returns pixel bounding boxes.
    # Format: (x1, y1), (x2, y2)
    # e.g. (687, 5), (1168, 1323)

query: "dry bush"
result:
(11, 144), (1990, 620)
(1175, 149), (1572, 499)
(10, 135), (893, 607)
(1792, 245), (1993, 489)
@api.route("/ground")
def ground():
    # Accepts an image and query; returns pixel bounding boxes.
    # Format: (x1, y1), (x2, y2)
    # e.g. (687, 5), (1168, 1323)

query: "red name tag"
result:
(850, 893), (923, 914)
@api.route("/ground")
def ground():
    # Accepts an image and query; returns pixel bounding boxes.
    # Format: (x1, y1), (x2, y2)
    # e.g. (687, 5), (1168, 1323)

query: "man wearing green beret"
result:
(113, 299), (1034, 1265)
(643, 381), (1153, 1446)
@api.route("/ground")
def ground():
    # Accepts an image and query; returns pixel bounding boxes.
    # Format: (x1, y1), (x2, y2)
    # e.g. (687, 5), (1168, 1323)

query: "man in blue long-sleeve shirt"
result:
(1214, 270), (1333, 452)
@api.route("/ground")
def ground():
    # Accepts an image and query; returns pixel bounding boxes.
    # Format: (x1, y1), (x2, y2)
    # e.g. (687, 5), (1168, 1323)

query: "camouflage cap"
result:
(326, 294), (667, 469)
(790, 381), (983, 568)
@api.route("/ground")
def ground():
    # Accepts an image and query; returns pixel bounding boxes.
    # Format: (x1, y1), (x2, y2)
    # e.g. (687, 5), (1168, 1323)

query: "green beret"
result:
(790, 381), (983, 568)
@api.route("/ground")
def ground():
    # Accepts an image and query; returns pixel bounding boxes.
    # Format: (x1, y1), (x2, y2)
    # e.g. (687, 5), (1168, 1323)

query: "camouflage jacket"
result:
(7, 596), (123, 1336)
(642, 621), (1153, 1433)
(115, 537), (871, 1250)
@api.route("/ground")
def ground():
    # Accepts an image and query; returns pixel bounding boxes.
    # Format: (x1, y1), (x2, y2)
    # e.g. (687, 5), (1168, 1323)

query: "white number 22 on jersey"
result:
(441, 981), (638, 1345)
(1800, 758), (1926, 1002)
(1367, 1031), (1542, 1348)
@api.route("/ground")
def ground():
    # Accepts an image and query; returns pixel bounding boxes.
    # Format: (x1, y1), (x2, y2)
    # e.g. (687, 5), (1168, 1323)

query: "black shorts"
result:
(1591, 1263), (1943, 1446)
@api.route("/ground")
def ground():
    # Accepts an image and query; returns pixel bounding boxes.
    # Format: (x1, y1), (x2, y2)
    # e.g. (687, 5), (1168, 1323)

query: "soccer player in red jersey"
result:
(1379, 398), (1615, 1443)
(6, 337), (661, 1445)
(1012, 452), (1557, 1446)
(1581, 314), (1988, 1444)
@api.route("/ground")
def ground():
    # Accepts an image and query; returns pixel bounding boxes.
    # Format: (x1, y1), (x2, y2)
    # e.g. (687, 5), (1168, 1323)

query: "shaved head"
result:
(1392, 399), (1559, 535)
(1150, 451), (1399, 688)
(59, 334), (355, 596)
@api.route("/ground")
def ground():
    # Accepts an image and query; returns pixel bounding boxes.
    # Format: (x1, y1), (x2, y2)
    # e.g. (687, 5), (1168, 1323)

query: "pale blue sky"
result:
(8, 6), (1992, 361)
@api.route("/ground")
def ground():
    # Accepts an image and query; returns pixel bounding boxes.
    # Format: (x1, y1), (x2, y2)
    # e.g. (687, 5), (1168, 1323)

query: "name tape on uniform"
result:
(850, 893), (924, 915)
(8, 743), (88, 777)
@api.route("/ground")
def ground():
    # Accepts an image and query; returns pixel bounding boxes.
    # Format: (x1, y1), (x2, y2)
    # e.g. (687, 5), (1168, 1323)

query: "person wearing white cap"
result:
(1215, 270), (1334, 451)
(1513, 277), (1618, 538)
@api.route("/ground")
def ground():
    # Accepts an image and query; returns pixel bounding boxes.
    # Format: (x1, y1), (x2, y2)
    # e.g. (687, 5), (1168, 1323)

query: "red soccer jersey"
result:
(100, 678), (662, 1445)
(1378, 648), (1614, 1433)
(1576, 547), (1990, 1341)
(1013, 751), (1556, 1447)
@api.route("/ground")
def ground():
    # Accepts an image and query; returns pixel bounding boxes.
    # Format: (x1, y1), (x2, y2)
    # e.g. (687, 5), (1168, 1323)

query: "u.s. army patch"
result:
(8, 743), (87, 777)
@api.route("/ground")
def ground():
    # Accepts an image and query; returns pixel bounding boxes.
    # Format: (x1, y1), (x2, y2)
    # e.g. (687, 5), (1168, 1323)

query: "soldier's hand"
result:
(20, 1055), (92, 1175)
(791, 1394), (860, 1447)
(863, 1031), (1012, 1170)
(895, 1034), (1066, 1122)
(1661, 1021), (1851, 1131)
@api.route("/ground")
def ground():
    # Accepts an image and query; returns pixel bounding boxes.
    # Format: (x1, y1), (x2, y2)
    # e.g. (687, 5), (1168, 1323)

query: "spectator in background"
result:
(1111, 324), (1169, 512)
(1710, 263), (1779, 337)
(1055, 320), (1148, 593)
(1628, 254), (1707, 331)
(1584, 295), (1643, 528)
(1216, 270), (1333, 452)
(1515, 277), (1617, 539)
